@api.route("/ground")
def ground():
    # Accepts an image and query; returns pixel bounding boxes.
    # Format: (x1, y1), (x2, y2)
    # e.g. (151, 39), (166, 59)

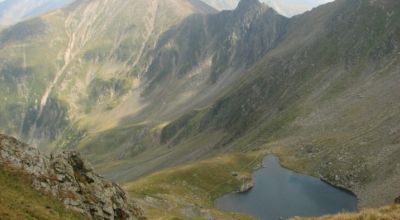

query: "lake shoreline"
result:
(242, 153), (359, 202)
(215, 154), (358, 219)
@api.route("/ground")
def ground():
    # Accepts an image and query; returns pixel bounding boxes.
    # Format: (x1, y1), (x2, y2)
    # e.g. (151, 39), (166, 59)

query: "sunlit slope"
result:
(124, 150), (400, 219)
(0, 0), (214, 149)
(124, 152), (262, 220)
(0, 167), (86, 220)
(296, 205), (400, 220)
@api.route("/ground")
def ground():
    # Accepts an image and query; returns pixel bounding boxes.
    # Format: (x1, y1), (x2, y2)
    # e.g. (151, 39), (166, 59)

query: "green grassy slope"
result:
(0, 167), (87, 220)
(124, 152), (263, 220)
(124, 150), (400, 220)
(297, 205), (400, 220)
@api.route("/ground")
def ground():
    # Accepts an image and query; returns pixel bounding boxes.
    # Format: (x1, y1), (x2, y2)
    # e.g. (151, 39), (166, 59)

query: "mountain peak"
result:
(235, 0), (269, 16)
(236, 0), (262, 11)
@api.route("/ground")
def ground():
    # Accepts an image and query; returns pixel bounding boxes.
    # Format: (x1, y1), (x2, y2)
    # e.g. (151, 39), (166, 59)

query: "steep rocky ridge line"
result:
(0, 134), (144, 220)
(130, 0), (158, 75)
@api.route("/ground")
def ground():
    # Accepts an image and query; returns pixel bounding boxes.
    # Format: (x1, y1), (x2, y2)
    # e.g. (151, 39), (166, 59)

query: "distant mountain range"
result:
(0, 0), (74, 26)
(199, 0), (334, 16)
(0, 0), (334, 27)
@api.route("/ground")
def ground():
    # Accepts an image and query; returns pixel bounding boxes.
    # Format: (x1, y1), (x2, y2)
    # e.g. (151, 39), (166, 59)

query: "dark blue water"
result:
(215, 155), (358, 220)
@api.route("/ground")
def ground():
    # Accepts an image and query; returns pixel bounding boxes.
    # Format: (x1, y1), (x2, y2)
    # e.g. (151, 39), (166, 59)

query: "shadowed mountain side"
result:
(110, 0), (400, 208)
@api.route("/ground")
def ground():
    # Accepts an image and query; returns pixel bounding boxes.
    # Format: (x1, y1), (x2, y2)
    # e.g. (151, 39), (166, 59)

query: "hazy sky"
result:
(263, 0), (334, 16)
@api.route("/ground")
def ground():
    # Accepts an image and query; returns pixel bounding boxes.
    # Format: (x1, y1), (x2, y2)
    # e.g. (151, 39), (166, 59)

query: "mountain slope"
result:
(157, 0), (400, 207)
(125, 152), (260, 219)
(297, 205), (400, 220)
(0, 0), (215, 149)
(0, 0), (289, 183)
(141, 0), (287, 120)
(0, 168), (86, 220)
(77, 0), (289, 181)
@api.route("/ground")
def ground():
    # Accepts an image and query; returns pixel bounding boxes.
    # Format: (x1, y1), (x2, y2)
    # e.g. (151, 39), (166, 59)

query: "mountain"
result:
(0, 0), (215, 147)
(68, 0), (400, 210)
(155, 0), (400, 208)
(78, 0), (288, 180)
(0, 0), (283, 180)
(0, 0), (75, 26)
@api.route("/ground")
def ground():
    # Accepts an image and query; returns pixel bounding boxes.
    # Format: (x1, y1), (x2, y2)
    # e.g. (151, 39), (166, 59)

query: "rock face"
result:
(0, 134), (144, 220)
(239, 178), (254, 193)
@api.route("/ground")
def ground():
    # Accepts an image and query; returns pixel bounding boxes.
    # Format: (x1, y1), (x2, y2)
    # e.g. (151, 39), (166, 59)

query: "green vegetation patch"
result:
(294, 205), (400, 220)
(85, 78), (130, 112)
(0, 167), (86, 220)
(125, 152), (264, 219)
(0, 18), (46, 44)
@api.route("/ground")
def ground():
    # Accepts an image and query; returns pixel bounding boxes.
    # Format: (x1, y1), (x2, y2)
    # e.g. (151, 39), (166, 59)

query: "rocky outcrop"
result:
(0, 134), (144, 220)
(239, 178), (254, 193)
